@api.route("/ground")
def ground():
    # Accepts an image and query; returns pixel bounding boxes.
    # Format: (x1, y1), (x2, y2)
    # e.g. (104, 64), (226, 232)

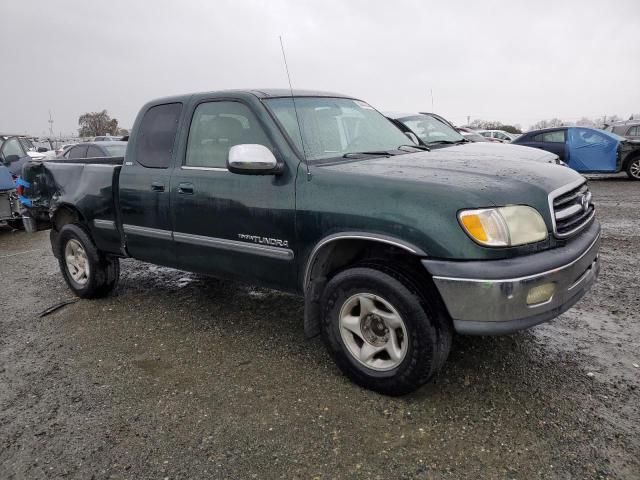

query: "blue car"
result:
(513, 126), (640, 180)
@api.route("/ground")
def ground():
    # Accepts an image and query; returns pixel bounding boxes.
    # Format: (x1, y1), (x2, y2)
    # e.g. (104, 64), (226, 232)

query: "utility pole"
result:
(48, 110), (54, 138)
(430, 89), (434, 112)
(466, 115), (470, 125)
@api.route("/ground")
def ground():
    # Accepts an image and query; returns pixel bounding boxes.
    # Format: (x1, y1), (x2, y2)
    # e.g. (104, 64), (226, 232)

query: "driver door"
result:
(170, 99), (297, 291)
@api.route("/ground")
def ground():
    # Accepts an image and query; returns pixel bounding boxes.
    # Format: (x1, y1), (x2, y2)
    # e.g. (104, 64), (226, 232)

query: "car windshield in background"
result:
(264, 97), (411, 161)
(103, 144), (127, 157)
(19, 137), (35, 151)
(398, 115), (464, 145)
(464, 132), (489, 142)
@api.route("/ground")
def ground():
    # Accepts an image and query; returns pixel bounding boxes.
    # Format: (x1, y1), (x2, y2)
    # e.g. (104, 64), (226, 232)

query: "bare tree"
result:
(576, 117), (596, 127)
(530, 117), (565, 130)
(468, 119), (522, 133)
(78, 110), (119, 137)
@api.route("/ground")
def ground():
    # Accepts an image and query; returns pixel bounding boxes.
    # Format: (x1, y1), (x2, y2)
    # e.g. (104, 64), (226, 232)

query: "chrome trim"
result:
(123, 224), (173, 240)
(173, 232), (294, 260)
(432, 231), (600, 284)
(555, 203), (582, 221)
(303, 233), (426, 289)
(93, 219), (116, 230)
(432, 234), (600, 327)
(556, 209), (595, 239)
(181, 166), (228, 172)
(122, 224), (293, 259)
(547, 178), (593, 238)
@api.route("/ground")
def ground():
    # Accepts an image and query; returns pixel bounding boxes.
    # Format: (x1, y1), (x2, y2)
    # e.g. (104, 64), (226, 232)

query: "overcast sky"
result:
(2, 0), (639, 136)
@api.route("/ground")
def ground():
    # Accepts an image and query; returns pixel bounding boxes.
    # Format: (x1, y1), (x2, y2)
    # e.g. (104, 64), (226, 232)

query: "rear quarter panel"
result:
(23, 161), (122, 254)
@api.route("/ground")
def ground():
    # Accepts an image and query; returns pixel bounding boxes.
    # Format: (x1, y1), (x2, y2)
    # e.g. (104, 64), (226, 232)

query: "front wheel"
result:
(320, 266), (451, 396)
(57, 223), (120, 298)
(626, 156), (640, 180)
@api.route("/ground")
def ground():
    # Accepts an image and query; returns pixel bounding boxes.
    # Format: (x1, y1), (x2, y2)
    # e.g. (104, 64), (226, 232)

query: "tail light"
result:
(12, 174), (24, 195)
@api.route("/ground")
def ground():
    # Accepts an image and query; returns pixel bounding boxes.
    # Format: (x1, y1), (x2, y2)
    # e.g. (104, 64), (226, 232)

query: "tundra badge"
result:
(238, 234), (289, 248)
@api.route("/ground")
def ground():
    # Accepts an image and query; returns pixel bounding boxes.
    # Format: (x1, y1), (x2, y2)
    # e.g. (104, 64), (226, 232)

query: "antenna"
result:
(279, 36), (311, 180)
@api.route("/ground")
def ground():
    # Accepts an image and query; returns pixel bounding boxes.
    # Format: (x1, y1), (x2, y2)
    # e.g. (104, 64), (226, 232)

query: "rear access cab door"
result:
(118, 102), (183, 265)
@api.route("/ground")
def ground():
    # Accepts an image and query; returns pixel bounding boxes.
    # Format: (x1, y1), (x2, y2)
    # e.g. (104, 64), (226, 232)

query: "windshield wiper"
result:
(398, 144), (430, 152)
(427, 139), (467, 145)
(342, 151), (396, 158)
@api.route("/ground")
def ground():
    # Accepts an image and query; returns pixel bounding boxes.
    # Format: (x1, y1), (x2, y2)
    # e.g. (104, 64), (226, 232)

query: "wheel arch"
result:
(622, 150), (640, 174)
(49, 203), (88, 258)
(302, 232), (428, 338)
(51, 203), (86, 230)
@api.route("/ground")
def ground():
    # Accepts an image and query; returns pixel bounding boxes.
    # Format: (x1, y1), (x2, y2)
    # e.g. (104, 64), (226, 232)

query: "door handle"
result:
(151, 182), (165, 192)
(177, 182), (194, 195)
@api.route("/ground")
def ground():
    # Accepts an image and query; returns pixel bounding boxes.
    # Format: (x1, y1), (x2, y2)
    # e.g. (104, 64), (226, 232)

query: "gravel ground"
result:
(0, 176), (638, 479)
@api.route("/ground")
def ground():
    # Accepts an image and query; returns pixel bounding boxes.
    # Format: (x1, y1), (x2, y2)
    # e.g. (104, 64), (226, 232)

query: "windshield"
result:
(264, 97), (411, 161)
(463, 132), (489, 142)
(396, 115), (464, 145)
(103, 144), (127, 157)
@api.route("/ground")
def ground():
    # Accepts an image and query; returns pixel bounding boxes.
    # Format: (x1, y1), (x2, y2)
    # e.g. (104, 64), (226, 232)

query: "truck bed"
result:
(23, 157), (124, 255)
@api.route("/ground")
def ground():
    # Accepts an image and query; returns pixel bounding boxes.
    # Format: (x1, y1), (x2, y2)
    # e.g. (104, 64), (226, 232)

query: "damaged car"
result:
(513, 126), (640, 180)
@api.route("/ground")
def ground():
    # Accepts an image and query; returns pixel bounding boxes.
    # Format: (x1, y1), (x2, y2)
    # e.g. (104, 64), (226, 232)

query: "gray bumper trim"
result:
(423, 227), (601, 335)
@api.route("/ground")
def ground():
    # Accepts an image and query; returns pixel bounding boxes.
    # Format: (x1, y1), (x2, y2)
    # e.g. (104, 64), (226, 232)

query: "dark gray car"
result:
(605, 120), (640, 140)
(59, 141), (128, 159)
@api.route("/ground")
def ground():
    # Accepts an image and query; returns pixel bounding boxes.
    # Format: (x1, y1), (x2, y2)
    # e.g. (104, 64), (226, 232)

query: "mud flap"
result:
(303, 276), (327, 338)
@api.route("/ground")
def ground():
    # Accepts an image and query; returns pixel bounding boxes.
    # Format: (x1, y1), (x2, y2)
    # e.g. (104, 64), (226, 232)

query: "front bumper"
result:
(422, 220), (601, 335)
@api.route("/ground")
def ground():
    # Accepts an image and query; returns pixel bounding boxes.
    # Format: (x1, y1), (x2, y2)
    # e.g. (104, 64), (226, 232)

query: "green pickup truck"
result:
(22, 90), (600, 395)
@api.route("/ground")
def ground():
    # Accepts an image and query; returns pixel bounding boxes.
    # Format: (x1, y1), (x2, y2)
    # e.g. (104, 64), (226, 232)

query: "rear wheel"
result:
(320, 266), (451, 396)
(57, 223), (119, 298)
(626, 156), (640, 180)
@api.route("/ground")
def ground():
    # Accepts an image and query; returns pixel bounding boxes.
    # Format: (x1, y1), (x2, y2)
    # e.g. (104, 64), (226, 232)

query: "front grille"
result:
(551, 182), (595, 238)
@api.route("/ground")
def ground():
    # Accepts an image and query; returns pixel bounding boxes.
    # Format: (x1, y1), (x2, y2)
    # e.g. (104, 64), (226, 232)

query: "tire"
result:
(320, 266), (452, 396)
(56, 223), (120, 298)
(7, 219), (24, 230)
(626, 155), (640, 180)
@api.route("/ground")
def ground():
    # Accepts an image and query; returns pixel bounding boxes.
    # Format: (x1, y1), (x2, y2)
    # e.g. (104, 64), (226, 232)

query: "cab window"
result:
(135, 103), (182, 169)
(185, 101), (272, 168)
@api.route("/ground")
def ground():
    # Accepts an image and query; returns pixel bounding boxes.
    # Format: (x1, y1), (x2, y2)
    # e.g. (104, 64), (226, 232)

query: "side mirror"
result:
(227, 144), (282, 175)
(37, 147), (48, 153)
(405, 132), (420, 145)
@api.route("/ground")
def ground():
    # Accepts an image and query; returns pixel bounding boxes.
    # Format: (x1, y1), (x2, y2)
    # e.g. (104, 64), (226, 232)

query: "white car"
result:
(93, 136), (122, 142)
(476, 130), (518, 143)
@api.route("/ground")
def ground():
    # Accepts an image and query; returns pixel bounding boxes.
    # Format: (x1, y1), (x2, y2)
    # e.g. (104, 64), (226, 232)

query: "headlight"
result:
(459, 206), (548, 247)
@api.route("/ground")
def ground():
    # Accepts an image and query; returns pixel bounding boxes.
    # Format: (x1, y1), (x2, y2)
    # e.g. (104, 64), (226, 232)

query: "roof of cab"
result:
(146, 89), (357, 105)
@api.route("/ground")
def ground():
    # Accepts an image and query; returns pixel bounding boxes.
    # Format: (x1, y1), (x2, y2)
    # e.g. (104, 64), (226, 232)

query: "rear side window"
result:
(87, 146), (103, 158)
(627, 126), (639, 136)
(69, 145), (88, 159)
(541, 131), (566, 143)
(135, 103), (182, 168)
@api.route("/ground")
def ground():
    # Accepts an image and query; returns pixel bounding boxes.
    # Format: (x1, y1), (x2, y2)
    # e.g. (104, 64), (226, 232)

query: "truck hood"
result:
(316, 148), (582, 212)
(447, 142), (559, 163)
